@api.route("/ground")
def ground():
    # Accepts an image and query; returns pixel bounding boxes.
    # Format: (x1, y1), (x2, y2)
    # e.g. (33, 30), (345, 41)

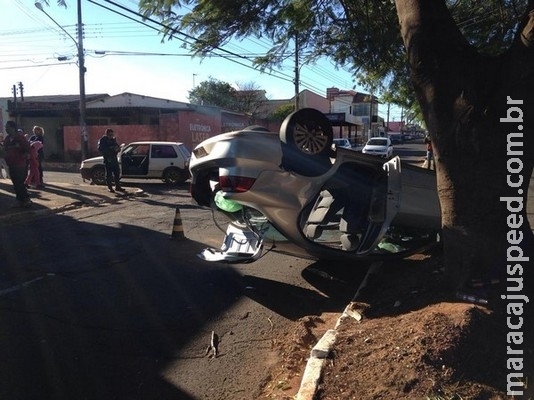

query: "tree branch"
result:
(394, 0), (474, 74)
(519, 10), (534, 48)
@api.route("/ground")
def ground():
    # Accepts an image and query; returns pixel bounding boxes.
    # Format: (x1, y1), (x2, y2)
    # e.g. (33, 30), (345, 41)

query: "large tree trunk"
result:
(395, 0), (534, 293)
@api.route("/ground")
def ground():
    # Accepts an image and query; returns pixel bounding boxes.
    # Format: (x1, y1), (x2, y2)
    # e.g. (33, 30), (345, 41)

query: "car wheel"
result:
(163, 167), (188, 184)
(279, 108), (334, 176)
(91, 166), (106, 185)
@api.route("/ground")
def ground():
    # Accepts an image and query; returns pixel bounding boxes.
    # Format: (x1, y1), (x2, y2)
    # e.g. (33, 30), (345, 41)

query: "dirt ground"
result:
(259, 250), (534, 400)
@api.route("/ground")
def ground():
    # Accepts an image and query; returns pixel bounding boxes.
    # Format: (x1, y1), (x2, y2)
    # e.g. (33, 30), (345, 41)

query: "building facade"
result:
(2, 88), (385, 161)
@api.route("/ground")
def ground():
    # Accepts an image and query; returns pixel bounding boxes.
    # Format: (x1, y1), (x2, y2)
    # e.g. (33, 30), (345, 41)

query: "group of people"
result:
(0, 121), (45, 208)
(0, 123), (124, 208)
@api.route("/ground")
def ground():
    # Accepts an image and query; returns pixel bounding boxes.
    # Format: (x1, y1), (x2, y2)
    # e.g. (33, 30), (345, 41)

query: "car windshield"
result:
(368, 138), (388, 146)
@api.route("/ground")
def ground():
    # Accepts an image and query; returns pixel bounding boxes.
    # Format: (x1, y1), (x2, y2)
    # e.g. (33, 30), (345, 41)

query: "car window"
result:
(151, 145), (178, 158)
(128, 144), (149, 155)
(368, 139), (388, 146)
(334, 139), (351, 147)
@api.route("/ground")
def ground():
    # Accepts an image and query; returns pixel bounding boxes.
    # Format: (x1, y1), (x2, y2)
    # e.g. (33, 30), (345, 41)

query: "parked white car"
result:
(362, 137), (394, 158)
(80, 141), (191, 185)
(333, 138), (352, 149)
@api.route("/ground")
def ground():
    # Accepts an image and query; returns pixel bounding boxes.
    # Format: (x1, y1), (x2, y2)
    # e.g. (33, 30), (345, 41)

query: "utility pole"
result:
(368, 91), (374, 139)
(12, 85), (17, 108)
(386, 103), (390, 132)
(294, 34), (299, 111)
(35, 0), (88, 160)
(18, 82), (24, 102)
(77, 0), (88, 160)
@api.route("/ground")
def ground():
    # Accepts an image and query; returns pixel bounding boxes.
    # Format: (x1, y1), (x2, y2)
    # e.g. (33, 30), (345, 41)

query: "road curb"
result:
(295, 261), (383, 400)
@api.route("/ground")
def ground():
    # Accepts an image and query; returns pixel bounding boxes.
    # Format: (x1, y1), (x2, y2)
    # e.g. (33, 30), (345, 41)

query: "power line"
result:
(91, 0), (353, 93)
(4, 0), (356, 99)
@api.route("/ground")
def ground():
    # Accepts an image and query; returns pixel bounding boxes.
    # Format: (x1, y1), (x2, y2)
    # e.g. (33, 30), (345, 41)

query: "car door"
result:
(120, 143), (150, 177)
(148, 144), (180, 177)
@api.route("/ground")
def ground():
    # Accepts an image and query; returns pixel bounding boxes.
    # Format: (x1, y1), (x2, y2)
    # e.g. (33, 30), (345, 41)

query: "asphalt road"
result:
(0, 175), (369, 400)
(1, 141), (531, 399)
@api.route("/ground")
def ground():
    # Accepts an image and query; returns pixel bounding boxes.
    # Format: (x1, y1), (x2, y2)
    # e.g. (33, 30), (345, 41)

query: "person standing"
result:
(424, 135), (434, 170)
(29, 125), (45, 186)
(0, 131), (9, 179)
(3, 121), (32, 207)
(25, 139), (43, 188)
(97, 128), (124, 193)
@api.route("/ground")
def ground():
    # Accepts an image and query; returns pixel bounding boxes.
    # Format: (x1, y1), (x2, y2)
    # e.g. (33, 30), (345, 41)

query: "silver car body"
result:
(190, 125), (441, 263)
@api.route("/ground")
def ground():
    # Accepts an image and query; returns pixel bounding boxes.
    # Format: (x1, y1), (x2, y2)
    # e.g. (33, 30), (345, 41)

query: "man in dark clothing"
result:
(98, 128), (124, 193)
(3, 121), (32, 207)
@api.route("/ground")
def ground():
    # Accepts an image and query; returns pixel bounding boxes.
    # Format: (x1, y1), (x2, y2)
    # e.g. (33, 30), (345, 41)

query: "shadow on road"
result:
(242, 259), (371, 321)
(0, 212), (243, 400)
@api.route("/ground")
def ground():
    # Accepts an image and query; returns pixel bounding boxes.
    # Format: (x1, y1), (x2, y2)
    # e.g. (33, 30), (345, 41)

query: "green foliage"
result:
(188, 76), (237, 108)
(139, 0), (528, 112)
(270, 103), (295, 122)
(188, 77), (266, 114)
(448, 0), (524, 54)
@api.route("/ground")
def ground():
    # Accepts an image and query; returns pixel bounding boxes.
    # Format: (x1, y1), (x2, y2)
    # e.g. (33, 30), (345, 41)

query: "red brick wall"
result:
(64, 125), (161, 159)
(160, 110), (222, 150)
(64, 108), (280, 160)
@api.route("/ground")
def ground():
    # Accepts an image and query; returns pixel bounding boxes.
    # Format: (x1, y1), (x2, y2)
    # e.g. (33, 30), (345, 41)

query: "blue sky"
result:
(1, 0), (404, 121)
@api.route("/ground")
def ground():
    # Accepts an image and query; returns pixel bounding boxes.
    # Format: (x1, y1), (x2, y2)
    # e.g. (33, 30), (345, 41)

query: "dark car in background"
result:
(388, 133), (404, 145)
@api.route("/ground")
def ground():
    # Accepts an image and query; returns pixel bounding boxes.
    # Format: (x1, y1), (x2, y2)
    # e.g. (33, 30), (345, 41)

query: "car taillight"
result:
(193, 146), (208, 158)
(219, 176), (256, 192)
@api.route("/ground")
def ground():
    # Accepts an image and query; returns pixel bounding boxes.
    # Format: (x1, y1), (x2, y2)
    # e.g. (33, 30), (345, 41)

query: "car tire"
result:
(163, 167), (188, 184)
(279, 108), (334, 176)
(91, 166), (106, 185)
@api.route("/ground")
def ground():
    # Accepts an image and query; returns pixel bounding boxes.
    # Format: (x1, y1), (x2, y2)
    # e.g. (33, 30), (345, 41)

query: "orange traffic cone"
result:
(171, 207), (185, 239)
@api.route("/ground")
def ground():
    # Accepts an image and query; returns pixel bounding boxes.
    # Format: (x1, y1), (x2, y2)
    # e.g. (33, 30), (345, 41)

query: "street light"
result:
(35, 0), (88, 160)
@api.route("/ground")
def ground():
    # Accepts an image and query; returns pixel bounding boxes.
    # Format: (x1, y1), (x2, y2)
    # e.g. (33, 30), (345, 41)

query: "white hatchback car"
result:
(80, 141), (191, 185)
(362, 137), (394, 158)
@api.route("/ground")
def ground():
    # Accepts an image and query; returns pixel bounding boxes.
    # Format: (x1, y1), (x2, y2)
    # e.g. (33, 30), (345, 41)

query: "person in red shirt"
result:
(29, 125), (45, 185)
(3, 121), (32, 207)
(25, 140), (43, 188)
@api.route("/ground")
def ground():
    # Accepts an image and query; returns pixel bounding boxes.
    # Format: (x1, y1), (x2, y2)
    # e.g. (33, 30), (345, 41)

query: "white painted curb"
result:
(295, 261), (383, 400)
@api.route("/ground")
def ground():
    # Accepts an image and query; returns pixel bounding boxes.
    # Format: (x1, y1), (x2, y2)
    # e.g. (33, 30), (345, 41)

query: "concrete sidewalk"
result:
(0, 177), (133, 221)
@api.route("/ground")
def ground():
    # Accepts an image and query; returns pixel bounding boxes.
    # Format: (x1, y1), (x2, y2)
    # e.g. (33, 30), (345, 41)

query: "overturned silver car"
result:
(189, 108), (441, 263)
